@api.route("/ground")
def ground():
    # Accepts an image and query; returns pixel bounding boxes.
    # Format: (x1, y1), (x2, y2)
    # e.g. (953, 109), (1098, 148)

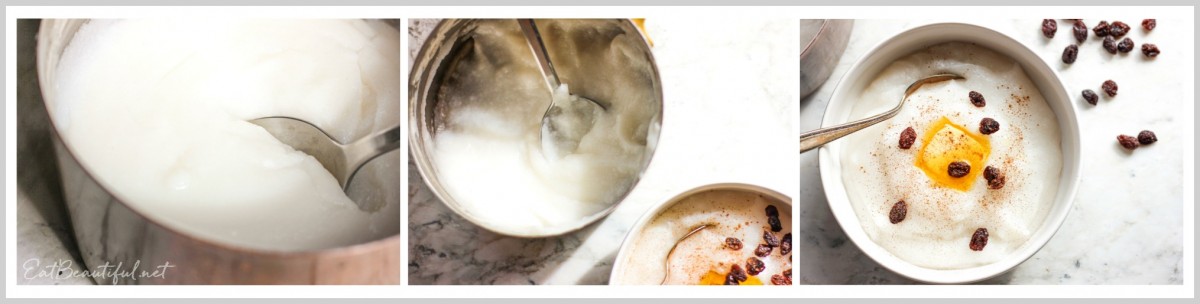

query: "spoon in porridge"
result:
(799, 73), (964, 153)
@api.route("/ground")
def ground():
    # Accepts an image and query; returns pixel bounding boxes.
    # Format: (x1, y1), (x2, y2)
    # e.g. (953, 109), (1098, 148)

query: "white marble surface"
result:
(799, 19), (1189, 284)
(407, 19), (800, 285)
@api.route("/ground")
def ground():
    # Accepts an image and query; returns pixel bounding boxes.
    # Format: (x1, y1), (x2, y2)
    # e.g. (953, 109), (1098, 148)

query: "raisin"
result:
(1103, 36), (1118, 54)
(948, 161), (971, 178)
(1142, 19), (1156, 31)
(767, 217), (783, 233)
(889, 200), (907, 224)
(1138, 130), (1157, 145)
(979, 118), (1000, 135)
(899, 127), (916, 149)
(970, 228), (989, 251)
(766, 205), (782, 232)
(969, 90), (986, 107)
(1102, 80), (1118, 97)
(764, 205), (779, 217)
(1082, 89), (1099, 105)
(725, 237), (743, 250)
(1073, 20), (1088, 42)
(745, 257), (766, 276)
(724, 274), (739, 285)
(762, 231), (780, 247)
(984, 166), (1006, 190)
(1142, 43), (1160, 57)
(754, 244), (772, 257)
(1062, 44), (1079, 64)
(1118, 134), (1140, 150)
(770, 274), (792, 285)
(1041, 19), (1057, 38)
(1110, 21), (1131, 37)
(780, 233), (792, 255)
(1093, 20), (1110, 37)
(1117, 37), (1134, 53)
(730, 264), (747, 282)
(783, 268), (792, 278)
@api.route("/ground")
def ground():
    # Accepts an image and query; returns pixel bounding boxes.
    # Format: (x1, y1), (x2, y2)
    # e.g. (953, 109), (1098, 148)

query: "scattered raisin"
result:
(1103, 36), (1118, 54)
(969, 90), (986, 107)
(783, 269), (792, 279)
(948, 161), (971, 178)
(745, 257), (766, 276)
(725, 237), (743, 250)
(1118, 134), (1140, 150)
(1142, 43), (1160, 57)
(765, 205), (779, 217)
(780, 233), (792, 255)
(984, 166), (1006, 190)
(888, 200), (907, 224)
(1041, 19), (1057, 38)
(979, 118), (1000, 135)
(1093, 20), (1110, 37)
(1138, 130), (1157, 145)
(1072, 20), (1088, 42)
(1062, 44), (1078, 64)
(899, 127), (916, 149)
(1142, 19), (1156, 31)
(1102, 80), (1118, 97)
(1082, 89), (1099, 105)
(762, 231), (780, 247)
(728, 264), (748, 283)
(754, 244), (772, 257)
(1117, 37), (1134, 53)
(770, 273), (792, 285)
(970, 228), (989, 251)
(1110, 21), (1130, 37)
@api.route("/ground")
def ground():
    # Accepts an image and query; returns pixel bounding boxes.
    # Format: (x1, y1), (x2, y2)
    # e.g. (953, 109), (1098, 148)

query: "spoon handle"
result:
(518, 19), (561, 92)
(799, 73), (964, 154)
(342, 124), (402, 189)
(799, 107), (900, 153)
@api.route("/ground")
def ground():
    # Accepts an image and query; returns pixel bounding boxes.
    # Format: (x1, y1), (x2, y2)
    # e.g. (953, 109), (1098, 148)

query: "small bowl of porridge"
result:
(610, 184), (793, 285)
(817, 23), (1082, 283)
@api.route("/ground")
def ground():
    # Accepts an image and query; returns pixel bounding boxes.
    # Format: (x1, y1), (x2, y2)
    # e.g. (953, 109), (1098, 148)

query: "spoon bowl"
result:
(250, 116), (401, 211)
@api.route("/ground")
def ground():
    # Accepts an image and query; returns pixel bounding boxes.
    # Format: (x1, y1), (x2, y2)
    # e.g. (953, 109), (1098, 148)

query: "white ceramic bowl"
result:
(817, 23), (1082, 284)
(608, 183), (791, 285)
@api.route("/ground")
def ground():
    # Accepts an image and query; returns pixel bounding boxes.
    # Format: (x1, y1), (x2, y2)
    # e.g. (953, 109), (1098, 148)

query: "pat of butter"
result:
(914, 116), (990, 191)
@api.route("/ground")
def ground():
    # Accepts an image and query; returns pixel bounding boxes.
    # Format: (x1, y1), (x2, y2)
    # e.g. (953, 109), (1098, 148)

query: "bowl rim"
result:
(607, 182), (793, 285)
(815, 22), (1083, 284)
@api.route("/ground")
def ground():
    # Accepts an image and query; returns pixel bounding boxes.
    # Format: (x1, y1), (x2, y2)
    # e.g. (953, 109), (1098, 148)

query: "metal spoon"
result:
(660, 223), (711, 285)
(517, 19), (607, 159)
(250, 116), (401, 207)
(799, 73), (965, 153)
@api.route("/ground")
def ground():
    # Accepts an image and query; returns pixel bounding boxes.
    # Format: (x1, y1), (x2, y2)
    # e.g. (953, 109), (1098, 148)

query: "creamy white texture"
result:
(429, 20), (657, 235)
(53, 19), (401, 251)
(840, 42), (1061, 269)
(614, 190), (791, 285)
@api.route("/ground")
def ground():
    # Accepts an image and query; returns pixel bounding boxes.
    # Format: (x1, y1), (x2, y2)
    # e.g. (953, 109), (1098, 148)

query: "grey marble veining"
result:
(799, 19), (1186, 285)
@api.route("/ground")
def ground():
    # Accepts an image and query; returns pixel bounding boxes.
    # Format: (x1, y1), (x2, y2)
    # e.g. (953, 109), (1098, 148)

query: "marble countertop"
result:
(799, 19), (1188, 284)
(407, 19), (800, 285)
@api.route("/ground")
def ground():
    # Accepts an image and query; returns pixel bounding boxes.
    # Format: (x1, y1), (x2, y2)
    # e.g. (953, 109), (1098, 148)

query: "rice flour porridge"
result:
(52, 19), (401, 251)
(614, 189), (792, 285)
(839, 42), (1061, 269)
(429, 20), (659, 235)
